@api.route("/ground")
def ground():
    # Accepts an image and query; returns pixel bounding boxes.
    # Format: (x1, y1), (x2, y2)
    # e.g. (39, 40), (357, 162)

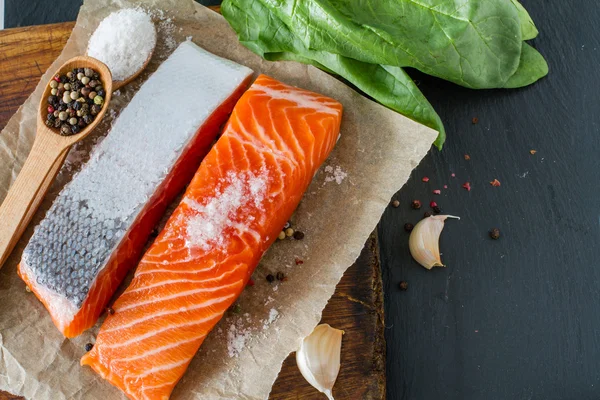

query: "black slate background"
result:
(5, 1), (600, 399)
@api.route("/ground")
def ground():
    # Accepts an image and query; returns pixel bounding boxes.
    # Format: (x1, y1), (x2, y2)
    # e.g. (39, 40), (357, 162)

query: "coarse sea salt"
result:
(324, 165), (347, 185)
(87, 9), (156, 81)
(185, 170), (268, 250)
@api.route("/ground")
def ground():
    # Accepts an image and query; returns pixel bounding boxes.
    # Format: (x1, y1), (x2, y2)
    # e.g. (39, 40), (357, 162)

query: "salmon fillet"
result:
(81, 74), (343, 399)
(18, 42), (253, 338)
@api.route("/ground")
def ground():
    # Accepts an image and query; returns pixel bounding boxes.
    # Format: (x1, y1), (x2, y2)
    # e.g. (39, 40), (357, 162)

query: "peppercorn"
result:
(63, 83), (71, 91)
(68, 117), (77, 125)
(47, 95), (57, 104)
(94, 95), (104, 105)
(47, 105), (55, 114)
(81, 76), (90, 85)
(72, 81), (82, 91)
(95, 85), (103, 92)
(77, 68), (84, 74)
(106, 307), (115, 315)
(45, 119), (54, 127)
(46, 112), (54, 121)
(25, 285), (31, 293)
(83, 114), (93, 125)
(276, 271), (285, 281)
(58, 111), (68, 121)
(58, 104), (67, 111)
(70, 91), (79, 100)
(85, 343), (93, 352)
(66, 71), (73, 80)
(283, 221), (291, 229)
(84, 68), (94, 77)
(53, 119), (62, 128)
(266, 274), (275, 283)
(71, 125), (81, 134)
(411, 200), (422, 210)
(88, 91), (97, 100)
(89, 80), (99, 88)
(404, 223), (414, 232)
(49, 80), (58, 89)
(91, 104), (101, 115)
(285, 227), (294, 237)
(277, 231), (286, 240)
(60, 124), (71, 135)
(392, 199), (400, 208)
(293, 230), (305, 240)
(50, 88), (58, 96)
(81, 87), (91, 97)
(60, 75), (68, 83)
(472, 117), (479, 124)
(78, 118), (86, 128)
(489, 228), (500, 240)
(424, 211), (432, 217)
(232, 304), (242, 314)
(77, 72), (84, 80)
(432, 206), (441, 214)
(53, 110), (59, 118)
(97, 89), (106, 98)
(398, 281), (408, 291)
(72, 101), (81, 111)
(92, 72), (99, 80)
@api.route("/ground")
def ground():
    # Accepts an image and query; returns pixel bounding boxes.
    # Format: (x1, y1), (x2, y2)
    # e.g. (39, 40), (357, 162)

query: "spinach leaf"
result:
(511, 0), (539, 40)
(254, 0), (524, 88)
(503, 43), (548, 88)
(223, 0), (446, 148)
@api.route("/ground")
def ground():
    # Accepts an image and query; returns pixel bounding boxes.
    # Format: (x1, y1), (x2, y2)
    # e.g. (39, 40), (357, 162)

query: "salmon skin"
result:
(18, 41), (253, 338)
(81, 75), (343, 399)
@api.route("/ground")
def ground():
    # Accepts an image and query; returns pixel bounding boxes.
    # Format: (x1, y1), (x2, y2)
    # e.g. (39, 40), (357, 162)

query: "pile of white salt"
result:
(87, 9), (157, 81)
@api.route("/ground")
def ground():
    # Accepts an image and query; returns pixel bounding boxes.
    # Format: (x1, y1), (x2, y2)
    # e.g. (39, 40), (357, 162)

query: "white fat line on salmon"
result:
(117, 280), (243, 312)
(101, 308), (227, 349)
(250, 84), (341, 116)
(111, 333), (208, 364)
(123, 358), (189, 390)
(125, 268), (240, 294)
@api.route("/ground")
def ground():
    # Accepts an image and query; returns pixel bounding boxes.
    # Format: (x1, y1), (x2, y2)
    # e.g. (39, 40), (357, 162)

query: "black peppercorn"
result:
(53, 119), (62, 128)
(392, 199), (400, 208)
(404, 223), (414, 232)
(97, 89), (106, 97)
(83, 114), (94, 124)
(71, 125), (80, 134)
(58, 104), (67, 111)
(489, 228), (500, 240)
(78, 118), (86, 127)
(424, 211), (432, 217)
(266, 274), (275, 283)
(59, 75), (68, 83)
(411, 200), (422, 210)
(293, 231), (305, 240)
(47, 95), (57, 104)
(60, 124), (71, 136)
(73, 101), (82, 111)
(106, 307), (115, 315)
(399, 281), (408, 291)
(84, 343), (93, 352)
(45, 119), (54, 127)
(276, 271), (285, 281)
(432, 206), (441, 214)
(77, 68), (84, 74)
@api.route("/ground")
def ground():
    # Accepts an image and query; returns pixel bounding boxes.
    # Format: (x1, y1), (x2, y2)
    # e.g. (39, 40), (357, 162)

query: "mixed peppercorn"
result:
(45, 68), (106, 136)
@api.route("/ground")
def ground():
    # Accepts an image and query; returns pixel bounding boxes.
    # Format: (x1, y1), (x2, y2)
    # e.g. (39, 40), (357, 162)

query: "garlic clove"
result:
(296, 324), (344, 400)
(409, 215), (459, 269)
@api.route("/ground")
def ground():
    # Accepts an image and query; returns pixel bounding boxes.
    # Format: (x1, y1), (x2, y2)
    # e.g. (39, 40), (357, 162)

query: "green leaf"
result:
(255, 0), (524, 88)
(223, 0), (445, 147)
(503, 43), (548, 88)
(510, 0), (539, 40)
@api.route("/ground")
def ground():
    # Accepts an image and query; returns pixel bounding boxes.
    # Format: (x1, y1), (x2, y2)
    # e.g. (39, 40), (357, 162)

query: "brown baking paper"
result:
(0, 0), (437, 399)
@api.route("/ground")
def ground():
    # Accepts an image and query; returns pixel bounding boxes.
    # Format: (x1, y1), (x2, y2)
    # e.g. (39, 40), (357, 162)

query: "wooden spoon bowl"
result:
(112, 49), (154, 91)
(0, 56), (112, 268)
(38, 55), (113, 144)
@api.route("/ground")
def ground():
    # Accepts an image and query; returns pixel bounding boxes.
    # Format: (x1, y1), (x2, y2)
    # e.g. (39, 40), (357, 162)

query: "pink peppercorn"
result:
(444, 185), (448, 189)
(462, 182), (471, 191)
(451, 173), (456, 178)
(422, 176), (430, 182)
(433, 189), (441, 195)
(47, 106), (55, 114)
(430, 201), (437, 208)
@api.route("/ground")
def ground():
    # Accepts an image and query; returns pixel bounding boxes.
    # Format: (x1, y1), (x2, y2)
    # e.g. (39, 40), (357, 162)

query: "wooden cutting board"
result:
(0, 14), (385, 400)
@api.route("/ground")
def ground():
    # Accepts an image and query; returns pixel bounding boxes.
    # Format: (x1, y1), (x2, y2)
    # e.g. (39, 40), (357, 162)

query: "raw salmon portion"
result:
(81, 74), (343, 400)
(18, 41), (253, 338)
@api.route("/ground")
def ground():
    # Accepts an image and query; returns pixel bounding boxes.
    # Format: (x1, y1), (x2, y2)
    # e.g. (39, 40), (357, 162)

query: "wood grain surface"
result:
(0, 18), (385, 400)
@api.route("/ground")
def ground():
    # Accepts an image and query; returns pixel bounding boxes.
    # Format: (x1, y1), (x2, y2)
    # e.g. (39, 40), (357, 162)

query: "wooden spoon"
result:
(2, 50), (155, 269)
(0, 56), (113, 268)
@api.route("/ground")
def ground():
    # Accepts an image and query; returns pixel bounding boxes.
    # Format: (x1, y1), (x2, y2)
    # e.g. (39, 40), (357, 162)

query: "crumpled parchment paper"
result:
(0, 0), (437, 399)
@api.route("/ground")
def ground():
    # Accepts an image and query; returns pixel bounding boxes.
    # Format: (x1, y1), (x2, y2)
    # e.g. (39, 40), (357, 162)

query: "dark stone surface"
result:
(5, 1), (600, 399)
(5, 0), (221, 28)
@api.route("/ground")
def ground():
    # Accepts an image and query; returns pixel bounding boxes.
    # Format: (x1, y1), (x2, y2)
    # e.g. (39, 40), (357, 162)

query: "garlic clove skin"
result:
(296, 324), (344, 400)
(409, 215), (459, 269)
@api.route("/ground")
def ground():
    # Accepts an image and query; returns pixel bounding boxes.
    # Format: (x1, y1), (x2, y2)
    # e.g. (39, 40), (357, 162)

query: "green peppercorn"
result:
(49, 80), (58, 89)
(94, 95), (104, 105)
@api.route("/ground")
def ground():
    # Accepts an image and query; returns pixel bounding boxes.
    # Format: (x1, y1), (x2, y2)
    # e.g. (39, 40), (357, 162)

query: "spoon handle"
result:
(0, 135), (65, 268)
